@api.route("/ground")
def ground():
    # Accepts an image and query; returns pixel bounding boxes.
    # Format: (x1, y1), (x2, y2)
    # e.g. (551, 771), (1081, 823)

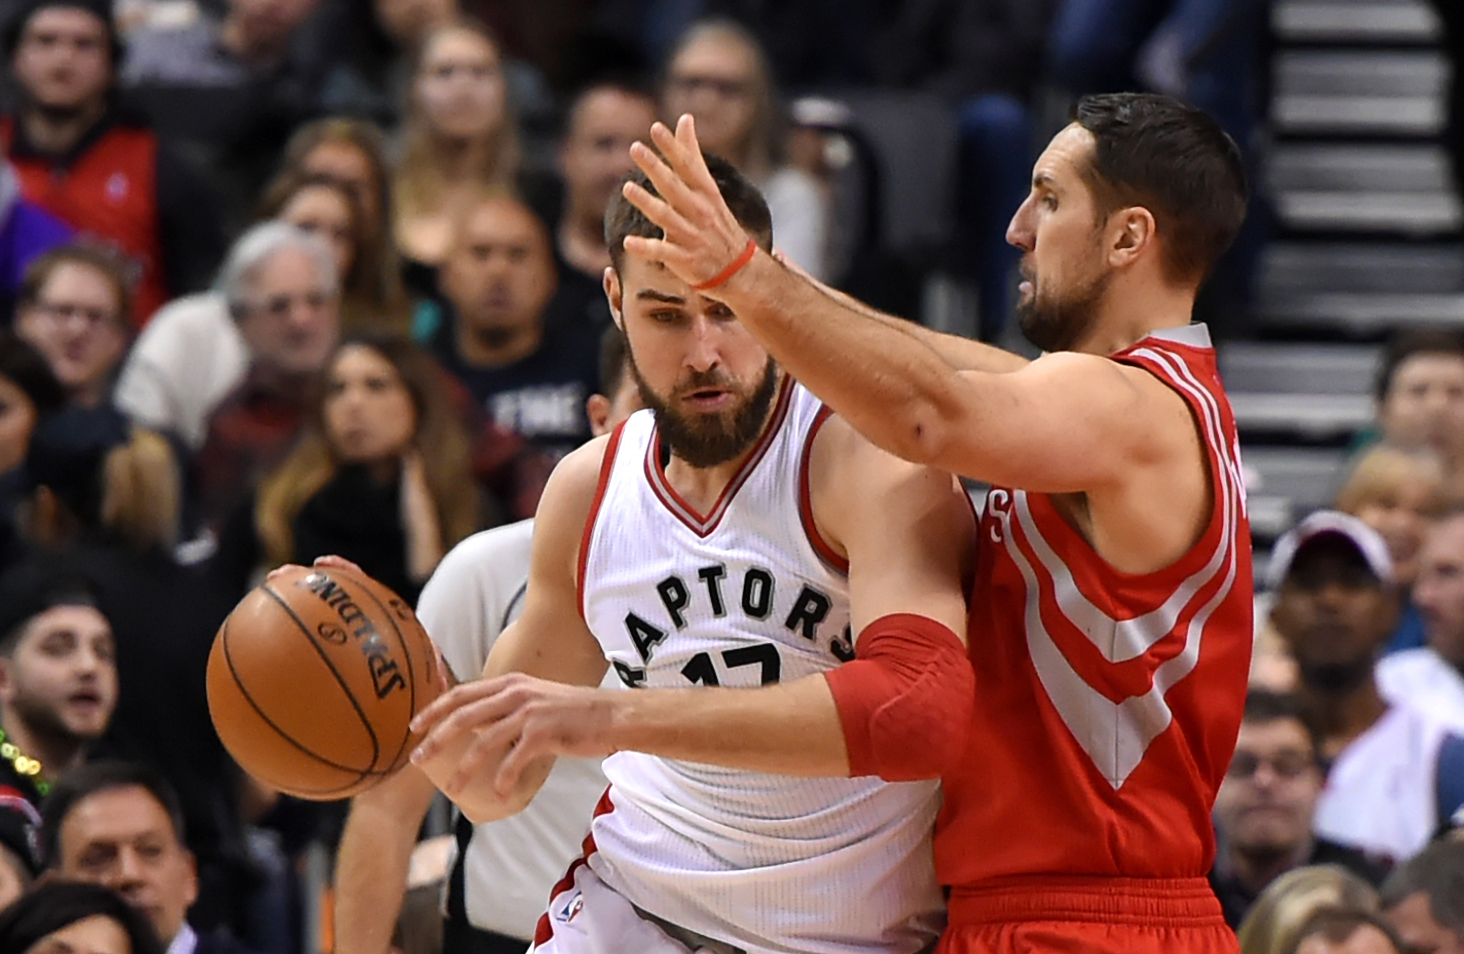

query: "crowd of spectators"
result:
(0, 0), (1456, 953)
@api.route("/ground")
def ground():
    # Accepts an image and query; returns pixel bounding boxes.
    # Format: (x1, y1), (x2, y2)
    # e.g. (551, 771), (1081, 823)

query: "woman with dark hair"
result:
(219, 335), (479, 604)
(0, 880), (163, 954)
(0, 331), (65, 568)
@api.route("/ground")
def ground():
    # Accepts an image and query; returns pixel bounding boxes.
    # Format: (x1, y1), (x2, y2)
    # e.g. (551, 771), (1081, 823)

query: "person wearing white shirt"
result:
(1268, 510), (1464, 864)
(1379, 509), (1464, 733)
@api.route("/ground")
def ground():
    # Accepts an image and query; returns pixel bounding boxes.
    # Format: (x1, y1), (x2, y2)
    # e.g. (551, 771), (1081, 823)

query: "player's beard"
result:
(1016, 266), (1112, 354)
(632, 354), (780, 469)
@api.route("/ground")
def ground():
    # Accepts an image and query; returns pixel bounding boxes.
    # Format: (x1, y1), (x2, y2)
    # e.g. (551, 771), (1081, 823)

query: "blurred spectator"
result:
(216, 335), (478, 603)
(113, 223), (341, 464)
(16, 403), (261, 944)
(13, 243), (131, 409)
(1289, 908), (1404, 954)
(0, 557), (115, 812)
(0, 880), (164, 954)
(1335, 446), (1447, 654)
(0, 0), (225, 324)
(182, 225), (341, 529)
(41, 760), (254, 954)
(393, 18), (520, 272)
(303, 0), (460, 124)
(257, 170), (410, 335)
(0, 159), (72, 323)
(1238, 864), (1381, 954)
(0, 808), (36, 908)
(1380, 840), (1464, 954)
(1212, 691), (1391, 929)
(1372, 328), (1464, 502)
(1267, 511), (1464, 863)
(426, 189), (598, 458)
(281, 119), (393, 273)
(661, 19), (829, 279)
(120, 0), (333, 225)
(0, 332), (64, 552)
(863, 0), (1055, 337)
(1380, 509), (1464, 733)
(550, 80), (656, 327)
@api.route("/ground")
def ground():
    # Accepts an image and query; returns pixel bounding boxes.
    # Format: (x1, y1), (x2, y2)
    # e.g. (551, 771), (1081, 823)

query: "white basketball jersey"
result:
(577, 380), (943, 954)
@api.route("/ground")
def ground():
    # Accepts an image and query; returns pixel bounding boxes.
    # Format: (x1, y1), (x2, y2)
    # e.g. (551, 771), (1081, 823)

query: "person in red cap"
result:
(0, 0), (225, 325)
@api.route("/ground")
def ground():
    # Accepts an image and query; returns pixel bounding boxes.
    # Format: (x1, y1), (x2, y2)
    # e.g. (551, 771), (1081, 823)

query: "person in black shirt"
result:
(427, 188), (599, 460)
(1210, 690), (1391, 928)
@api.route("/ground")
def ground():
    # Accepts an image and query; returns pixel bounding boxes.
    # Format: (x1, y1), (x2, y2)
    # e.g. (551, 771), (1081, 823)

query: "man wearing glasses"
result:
(1209, 689), (1389, 928)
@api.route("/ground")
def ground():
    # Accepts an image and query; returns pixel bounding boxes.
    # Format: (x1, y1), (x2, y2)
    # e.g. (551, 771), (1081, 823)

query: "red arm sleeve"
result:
(822, 613), (974, 782)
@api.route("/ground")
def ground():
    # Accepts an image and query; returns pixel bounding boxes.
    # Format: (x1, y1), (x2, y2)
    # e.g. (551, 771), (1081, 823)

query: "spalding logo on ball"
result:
(206, 565), (447, 800)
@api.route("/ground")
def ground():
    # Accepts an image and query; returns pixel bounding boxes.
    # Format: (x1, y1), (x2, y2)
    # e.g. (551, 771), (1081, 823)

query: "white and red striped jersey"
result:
(939, 324), (1255, 891)
(573, 379), (944, 954)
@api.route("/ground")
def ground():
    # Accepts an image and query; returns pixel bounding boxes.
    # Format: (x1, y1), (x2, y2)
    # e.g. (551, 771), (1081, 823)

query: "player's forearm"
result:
(605, 675), (850, 776)
(333, 801), (418, 954)
(719, 254), (982, 464)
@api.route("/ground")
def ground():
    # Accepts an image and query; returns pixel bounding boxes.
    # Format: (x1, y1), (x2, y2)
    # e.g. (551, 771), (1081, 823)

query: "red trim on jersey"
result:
(577, 424), (627, 621)
(797, 404), (849, 574)
(533, 787), (616, 947)
(643, 376), (794, 537)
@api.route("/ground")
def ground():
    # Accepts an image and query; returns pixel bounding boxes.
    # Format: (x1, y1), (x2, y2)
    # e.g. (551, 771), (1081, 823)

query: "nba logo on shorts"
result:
(552, 889), (584, 925)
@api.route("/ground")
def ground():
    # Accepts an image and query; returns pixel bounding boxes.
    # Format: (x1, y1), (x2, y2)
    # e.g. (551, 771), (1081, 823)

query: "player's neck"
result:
(1073, 277), (1196, 356)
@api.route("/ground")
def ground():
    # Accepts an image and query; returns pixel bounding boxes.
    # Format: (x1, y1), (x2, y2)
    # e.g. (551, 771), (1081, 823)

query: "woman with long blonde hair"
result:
(251, 335), (479, 603)
(393, 18), (521, 270)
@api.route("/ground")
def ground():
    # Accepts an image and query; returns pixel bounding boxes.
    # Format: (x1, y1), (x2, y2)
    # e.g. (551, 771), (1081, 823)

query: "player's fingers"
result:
(311, 554), (366, 576)
(663, 115), (723, 196)
(444, 717), (519, 796)
(621, 178), (686, 235)
(622, 235), (704, 275)
(264, 563), (309, 583)
(493, 731), (541, 797)
(629, 140), (709, 220)
(411, 690), (512, 765)
(410, 676), (505, 736)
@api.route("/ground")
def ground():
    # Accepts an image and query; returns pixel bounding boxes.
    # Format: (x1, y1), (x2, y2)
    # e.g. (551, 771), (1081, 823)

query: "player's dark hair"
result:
(1242, 690), (1324, 769)
(1071, 93), (1248, 286)
(0, 880), (163, 954)
(598, 323), (629, 400)
(40, 760), (188, 869)
(604, 152), (773, 273)
(1284, 907), (1404, 954)
(1380, 840), (1464, 934)
(1373, 326), (1464, 403)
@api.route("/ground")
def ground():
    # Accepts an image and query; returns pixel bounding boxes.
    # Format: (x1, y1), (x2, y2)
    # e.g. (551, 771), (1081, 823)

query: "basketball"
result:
(206, 564), (446, 800)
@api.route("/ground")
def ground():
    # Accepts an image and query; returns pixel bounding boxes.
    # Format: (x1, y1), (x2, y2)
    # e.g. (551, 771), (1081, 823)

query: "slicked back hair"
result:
(1071, 93), (1248, 287)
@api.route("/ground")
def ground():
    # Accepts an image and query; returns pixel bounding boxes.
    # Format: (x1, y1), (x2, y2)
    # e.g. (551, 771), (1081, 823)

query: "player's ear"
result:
(586, 393), (613, 437)
(1108, 207), (1155, 269)
(603, 267), (624, 330)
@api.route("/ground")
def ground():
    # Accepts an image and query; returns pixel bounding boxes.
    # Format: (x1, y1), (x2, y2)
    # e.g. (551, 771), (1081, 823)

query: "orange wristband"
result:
(691, 237), (758, 291)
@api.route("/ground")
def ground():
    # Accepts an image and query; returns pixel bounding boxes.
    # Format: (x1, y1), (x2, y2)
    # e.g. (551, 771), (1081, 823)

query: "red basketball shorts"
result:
(939, 876), (1239, 954)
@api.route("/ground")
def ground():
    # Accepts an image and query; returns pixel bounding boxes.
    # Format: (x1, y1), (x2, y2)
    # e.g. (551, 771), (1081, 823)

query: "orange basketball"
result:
(206, 564), (445, 800)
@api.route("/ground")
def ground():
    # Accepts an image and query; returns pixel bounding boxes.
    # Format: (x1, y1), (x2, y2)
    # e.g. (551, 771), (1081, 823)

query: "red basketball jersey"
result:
(937, 325), (1253, 891)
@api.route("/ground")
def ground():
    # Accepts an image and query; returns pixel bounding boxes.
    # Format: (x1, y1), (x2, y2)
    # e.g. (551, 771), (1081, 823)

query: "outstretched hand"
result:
(623, 115), (761, 291)
(408, 673), (618, 800)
